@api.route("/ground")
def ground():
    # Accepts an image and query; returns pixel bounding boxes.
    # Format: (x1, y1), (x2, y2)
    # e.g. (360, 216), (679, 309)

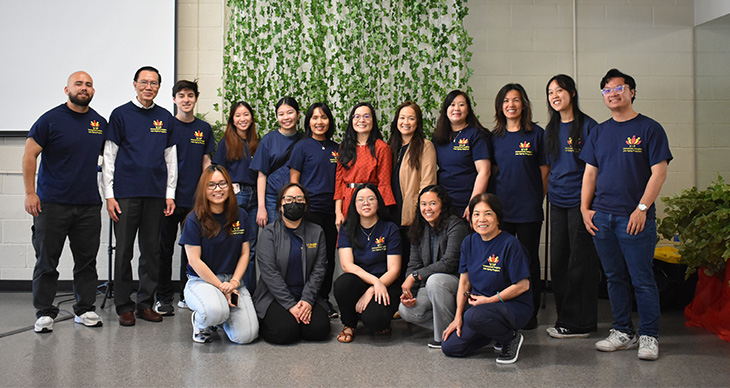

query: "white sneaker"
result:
(74, 311), (103, 327)
(34, 316), (54, 333)
(178, 299), (189, 310)
(595, 328), (638, 352)
(638, 335), (659, 360)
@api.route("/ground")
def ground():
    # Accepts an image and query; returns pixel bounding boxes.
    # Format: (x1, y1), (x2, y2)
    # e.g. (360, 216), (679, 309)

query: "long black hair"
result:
(432, 90), (487, 145)
(388, 101), (425, 171)
(408, 185), (457, 244)
(337, 102), (382, 169)
(492, 83), (534, 137)
(545, 74), (587, 160)
(343, 183), (389, 250)
(303, 102), (336, 139)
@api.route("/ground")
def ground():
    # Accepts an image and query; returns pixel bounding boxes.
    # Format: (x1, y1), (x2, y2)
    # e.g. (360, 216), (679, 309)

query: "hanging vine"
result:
(217, 0), (473, 140)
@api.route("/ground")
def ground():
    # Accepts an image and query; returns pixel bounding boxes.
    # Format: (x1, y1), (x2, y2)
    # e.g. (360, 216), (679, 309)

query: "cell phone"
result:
(230, 292), (239, 306)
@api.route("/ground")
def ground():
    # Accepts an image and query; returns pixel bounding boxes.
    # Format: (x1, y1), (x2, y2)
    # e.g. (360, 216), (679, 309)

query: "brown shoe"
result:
(119, 311), (136, 326)
(136, 308), (163, 322)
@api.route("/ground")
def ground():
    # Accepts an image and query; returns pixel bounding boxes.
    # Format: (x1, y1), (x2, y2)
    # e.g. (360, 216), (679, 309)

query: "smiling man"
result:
(580, 68), (673, 361)
(23, 71), (107, 333)
(155, 80), (215, 315)
(102, 66), (178, 326)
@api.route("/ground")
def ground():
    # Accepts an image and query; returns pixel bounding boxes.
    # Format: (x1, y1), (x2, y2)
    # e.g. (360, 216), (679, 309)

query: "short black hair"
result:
(600, 68), (636, 103)
(468, 193), (504, 227)
(134, 66), (161, 84)
(172, 80), (199, 98)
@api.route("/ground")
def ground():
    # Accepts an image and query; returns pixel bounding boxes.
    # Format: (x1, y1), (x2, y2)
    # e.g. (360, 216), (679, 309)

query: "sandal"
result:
(337, 326), (356, 343)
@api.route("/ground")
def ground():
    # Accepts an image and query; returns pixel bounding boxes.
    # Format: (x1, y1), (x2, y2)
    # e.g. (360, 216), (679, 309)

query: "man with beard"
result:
(23, 71), (107, 333)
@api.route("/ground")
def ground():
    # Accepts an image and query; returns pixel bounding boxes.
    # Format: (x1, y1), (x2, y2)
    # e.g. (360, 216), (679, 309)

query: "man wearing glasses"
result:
(580, 68), (672, 361)
(102, 66), (178, 326)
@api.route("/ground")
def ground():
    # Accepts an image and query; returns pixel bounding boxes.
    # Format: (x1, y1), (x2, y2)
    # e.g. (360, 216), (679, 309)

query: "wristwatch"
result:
(638, 203), (648, 212)
(411, 272), (419, 281)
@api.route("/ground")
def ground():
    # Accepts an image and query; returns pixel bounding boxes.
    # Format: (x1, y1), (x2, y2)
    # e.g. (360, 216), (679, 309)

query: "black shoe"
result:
(428, 340), (442, 349)
(547, 326), (590, 339)
(523, 316), (538, 330)
(496, 332), (524, 364)
(154, 301), (175, 316)
(324, 299), (339, 319)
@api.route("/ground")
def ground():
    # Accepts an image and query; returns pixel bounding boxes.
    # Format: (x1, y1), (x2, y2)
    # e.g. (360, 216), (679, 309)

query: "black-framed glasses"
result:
(207, 181), (228, 190)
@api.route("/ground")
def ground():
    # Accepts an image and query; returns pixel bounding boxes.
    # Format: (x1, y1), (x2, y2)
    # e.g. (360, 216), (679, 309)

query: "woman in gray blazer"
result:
(253, 183), (331, 344)
(399, 185), (469, 349)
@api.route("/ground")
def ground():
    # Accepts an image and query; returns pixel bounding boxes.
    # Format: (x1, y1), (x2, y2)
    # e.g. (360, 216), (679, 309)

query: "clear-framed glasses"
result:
(600, 84), (627, 96)
(352, 114), (372, 121)
(283, 195), (306, 204)
(356, 196), (377, 204)
(137, 80), (160, 88)
(207, 181), (228, 190)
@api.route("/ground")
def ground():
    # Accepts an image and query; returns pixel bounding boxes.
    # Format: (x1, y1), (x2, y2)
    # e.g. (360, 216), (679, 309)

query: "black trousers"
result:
(32, 203), (101, 318)
(259, 300), (331, 344)
(157, 206), (192, 304)
(550, 205), (599, 332)
(113, 197), (164, 314)
(304, 211), (337, 300)
(502, 221), (543, 320)
(333, 273), (400, 331)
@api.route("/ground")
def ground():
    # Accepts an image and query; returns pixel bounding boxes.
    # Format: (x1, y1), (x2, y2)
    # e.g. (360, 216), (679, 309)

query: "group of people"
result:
(23, 66), (671, 364)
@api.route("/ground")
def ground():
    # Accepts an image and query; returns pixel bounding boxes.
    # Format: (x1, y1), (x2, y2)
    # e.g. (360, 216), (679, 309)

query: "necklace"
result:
(360, 226), (374, 242)
(315, 139), (327, 150)
(452, 128), (465, 143)
(396, 144), (408, 165)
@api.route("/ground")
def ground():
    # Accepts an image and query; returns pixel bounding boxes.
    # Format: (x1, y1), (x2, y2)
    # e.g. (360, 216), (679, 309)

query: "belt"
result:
(346, 183), (367, 189)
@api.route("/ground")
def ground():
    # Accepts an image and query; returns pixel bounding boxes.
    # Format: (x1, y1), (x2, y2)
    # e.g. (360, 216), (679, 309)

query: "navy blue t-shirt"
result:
(28, 104), (107, 205)
(433, 127), (492, 213)
(106, 102), (175, 198)
(180, 208), (253, 277)
(580, 114), (673, 218)
(459, 231), (533, 309)
(250, 130), (301, 196)
(287, 137), (339, 214)
(491, 126), (548, 223)
(212, 136), (257, 187)
(173, 117), (215, 208)
(546, 117), (598, 208)
(337, 219), (401, 277)
(284, 228), (304, 299)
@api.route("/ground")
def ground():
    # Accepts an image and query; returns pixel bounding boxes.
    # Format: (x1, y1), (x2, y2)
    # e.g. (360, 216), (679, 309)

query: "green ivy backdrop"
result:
(217, 0), (473, 139)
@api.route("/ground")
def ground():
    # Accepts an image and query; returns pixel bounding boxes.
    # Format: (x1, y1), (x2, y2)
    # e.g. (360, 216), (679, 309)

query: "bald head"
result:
(65, 71), (95, 112)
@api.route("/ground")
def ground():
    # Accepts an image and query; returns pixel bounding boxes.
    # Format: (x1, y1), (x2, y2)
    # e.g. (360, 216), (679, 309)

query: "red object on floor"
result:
(684, 263), (730, 342)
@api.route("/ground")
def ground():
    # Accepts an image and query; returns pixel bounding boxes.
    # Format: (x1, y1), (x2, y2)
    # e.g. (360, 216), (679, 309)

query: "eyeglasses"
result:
(207, 181), (228, 190)
(356, 196), (377, 204)
(352, 114), (372, 121)
(137, 80), (160, 88)
(282, 195), (306, 204)
(419, 201), (439, 207)
(600, 84), (628, 96)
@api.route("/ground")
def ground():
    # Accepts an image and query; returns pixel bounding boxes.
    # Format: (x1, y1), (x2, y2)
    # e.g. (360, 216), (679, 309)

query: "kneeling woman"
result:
(334, 183), (401, 342)
(253, 183), (331, 344)
(442, 193), (532, 364)
(180, 165), (259, 344)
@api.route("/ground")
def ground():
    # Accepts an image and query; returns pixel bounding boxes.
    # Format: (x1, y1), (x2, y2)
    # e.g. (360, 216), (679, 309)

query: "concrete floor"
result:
(0, 291), (729, 388)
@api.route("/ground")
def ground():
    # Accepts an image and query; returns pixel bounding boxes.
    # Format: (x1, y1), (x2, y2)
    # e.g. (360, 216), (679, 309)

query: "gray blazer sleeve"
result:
(299, 224), (327, 306)
(419, 217), (469, 281)
(256, 225), (298, 310)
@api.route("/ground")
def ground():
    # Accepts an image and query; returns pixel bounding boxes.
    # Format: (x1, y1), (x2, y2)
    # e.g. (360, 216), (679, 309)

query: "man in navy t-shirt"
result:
(580, 69), (672, 361)
(102, 66), (178, 326)
(155, 80), (215, 315)
(23, 71), (106, 333)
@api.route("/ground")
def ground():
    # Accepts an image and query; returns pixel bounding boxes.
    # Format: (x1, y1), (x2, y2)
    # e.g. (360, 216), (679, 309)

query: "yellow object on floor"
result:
(655, 246), (681, 264)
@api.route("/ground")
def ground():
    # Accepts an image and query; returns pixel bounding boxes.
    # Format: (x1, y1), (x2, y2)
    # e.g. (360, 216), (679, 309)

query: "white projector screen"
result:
(0, 0), (176, 135)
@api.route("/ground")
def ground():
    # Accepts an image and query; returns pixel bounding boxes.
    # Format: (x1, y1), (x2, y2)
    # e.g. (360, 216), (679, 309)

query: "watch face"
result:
(638, 204), (648, 211)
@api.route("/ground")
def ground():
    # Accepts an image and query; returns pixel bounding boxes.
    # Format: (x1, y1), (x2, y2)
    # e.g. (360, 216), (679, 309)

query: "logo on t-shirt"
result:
(453, 138), (470, 151)
(150, 120), (166, 133)
(191, 130), (205, 145)
(565, 137), (581, 153)
(515, 141), (533, 156)
(623, 135), (643, 153)
(372, 236), (387, 252)
(330, 151), (338, 163)
(482, 254), (501, 273)
(88, 120), (102, 135)
(231, 220), (245, 235)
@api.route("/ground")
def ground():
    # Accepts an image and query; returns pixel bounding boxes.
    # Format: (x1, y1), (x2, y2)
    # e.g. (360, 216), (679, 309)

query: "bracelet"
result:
(497, 291), (504, 302)
(230, 278), (240, 286)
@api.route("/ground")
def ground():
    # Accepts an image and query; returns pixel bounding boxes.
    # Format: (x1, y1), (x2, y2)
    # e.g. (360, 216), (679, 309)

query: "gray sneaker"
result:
(34, 316), (54, 333)
(595, 328), (638, 352)
(74, 311), (103, 327)
(638, 335), (659, 360)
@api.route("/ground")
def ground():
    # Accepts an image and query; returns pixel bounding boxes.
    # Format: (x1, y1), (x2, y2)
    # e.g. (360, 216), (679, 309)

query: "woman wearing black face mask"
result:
(252, 183), (331, 344)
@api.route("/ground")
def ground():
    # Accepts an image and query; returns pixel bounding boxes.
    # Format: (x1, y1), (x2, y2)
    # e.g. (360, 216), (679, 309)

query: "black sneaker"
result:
(496, 332), (524, 364)
(154, 300), (175, 316)
(547, 326), (590, 339)
(324, 299), (339, 319)
(427, 340), (442, 349)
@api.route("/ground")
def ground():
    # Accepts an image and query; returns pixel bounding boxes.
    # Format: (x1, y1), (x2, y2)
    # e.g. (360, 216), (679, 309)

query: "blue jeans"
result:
(264, 191), (278, 225)
(591, 211), (660, 337)
(185, 274), (259, 344)
(235, 186), (258, 294)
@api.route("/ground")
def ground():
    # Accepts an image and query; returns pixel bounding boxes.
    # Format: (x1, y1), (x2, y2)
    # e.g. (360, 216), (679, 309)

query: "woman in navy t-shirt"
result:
(432, 90), (492, 218)
(544, 74), (600, 338)
(212, 101), (260, 293)
(442, 193), (532, 364)
(490, 83), (549, 329)
(288, 103), (340, 318)
(179, 165), (258, 344)
(333, 184), (401, 342)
